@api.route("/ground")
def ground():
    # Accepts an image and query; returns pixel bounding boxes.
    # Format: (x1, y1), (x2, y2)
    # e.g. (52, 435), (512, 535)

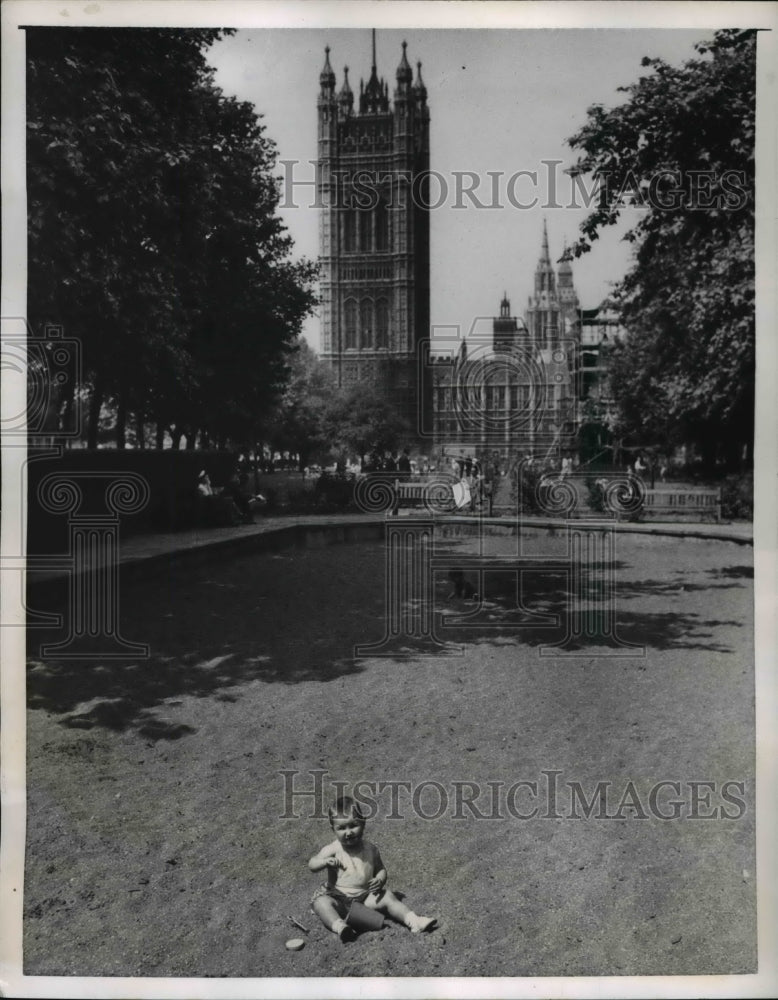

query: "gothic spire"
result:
(396, 40), (413, 84)
(540, 218), (550, 264)
(338, 65), (353, 113)
(319, 45), (335, 93)
(413, 60), (427, 101)
(362, 27), (387, 112)
(535, 219), (556, 295)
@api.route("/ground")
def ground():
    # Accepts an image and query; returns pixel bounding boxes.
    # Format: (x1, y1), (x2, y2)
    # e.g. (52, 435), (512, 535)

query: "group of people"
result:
(449, 454), (502, 515)
(626, 452), (669, 484)
(363, 448), (414, 477)
(196, 468), (266, 527)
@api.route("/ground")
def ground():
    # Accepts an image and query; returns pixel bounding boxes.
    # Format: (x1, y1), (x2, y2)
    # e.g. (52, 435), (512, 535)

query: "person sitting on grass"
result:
(195, 471), (241, 527)
(308, 796), (437, 942)
(222, 470), (254, 524)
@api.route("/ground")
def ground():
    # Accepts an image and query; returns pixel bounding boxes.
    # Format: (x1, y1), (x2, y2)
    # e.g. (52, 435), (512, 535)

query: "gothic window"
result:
(344, 299), (357, 350)
(343, 210), (356, 253)
(375, 298), (389, 348)
(375, 199), (389, 251)
(360, 298), (373, 349)
(357, 208), (371, 252)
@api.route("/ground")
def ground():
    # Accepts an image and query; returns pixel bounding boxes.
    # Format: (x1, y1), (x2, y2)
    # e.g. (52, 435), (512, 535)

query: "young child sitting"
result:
(309, 796), (437, 941)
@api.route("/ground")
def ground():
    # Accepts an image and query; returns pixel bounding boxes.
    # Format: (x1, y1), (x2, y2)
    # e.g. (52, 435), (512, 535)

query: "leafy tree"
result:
(567, 29), (755, 468)
(27, 28), (316, 448)
(326, 381), (412, 466)
(270, 340), (338, 472)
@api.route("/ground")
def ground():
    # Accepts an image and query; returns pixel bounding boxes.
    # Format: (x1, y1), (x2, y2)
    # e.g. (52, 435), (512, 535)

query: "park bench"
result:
(391, 478), (452, 514)
(640, 487), (721, 522)
(391, 478), (494, 515)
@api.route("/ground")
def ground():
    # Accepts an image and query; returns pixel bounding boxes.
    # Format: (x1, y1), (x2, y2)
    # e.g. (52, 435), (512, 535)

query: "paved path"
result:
(25, 512), (752, 588)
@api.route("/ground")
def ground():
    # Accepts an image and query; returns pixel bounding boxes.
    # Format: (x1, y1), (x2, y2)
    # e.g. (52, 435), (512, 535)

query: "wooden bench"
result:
(391, 478), (492, 515)
(641, 487), (721, 522)
(391, 479), (451, 514)
(393, 481), (428, 507)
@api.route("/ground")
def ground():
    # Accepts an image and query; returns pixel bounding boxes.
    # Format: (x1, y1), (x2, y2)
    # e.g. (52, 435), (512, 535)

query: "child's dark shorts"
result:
(311, 885), (380, 916)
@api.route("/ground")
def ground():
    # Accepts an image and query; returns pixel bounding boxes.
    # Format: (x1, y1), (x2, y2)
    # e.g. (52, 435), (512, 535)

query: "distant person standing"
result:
(398, 448), (411, 480)
(384, 452), (397, 474)
(482, 463), (496, 517)
(468, 461), (481, 513)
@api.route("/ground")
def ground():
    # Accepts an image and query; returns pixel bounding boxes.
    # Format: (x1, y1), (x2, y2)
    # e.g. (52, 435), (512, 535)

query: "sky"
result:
(208, 28), (707, 352)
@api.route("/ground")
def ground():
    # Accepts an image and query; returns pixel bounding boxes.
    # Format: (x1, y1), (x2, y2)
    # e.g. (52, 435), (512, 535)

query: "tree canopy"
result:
(269, 340), (338, 471)
(567, 28), (756, 467)
(269, 350), (414, 471)
(27, 27), (316, 448)
(326, 381), (412, 466)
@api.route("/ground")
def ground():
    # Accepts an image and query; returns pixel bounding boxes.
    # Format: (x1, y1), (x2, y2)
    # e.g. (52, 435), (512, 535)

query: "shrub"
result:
(509, 463), (547, 515)
(720, 472), (753, 520)
(313, 471), (357, 512)
(26, 447), (238, 551)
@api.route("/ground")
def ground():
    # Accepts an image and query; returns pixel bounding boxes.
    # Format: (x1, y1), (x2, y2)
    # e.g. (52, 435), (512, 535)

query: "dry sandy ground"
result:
(24, 528), (755, 979)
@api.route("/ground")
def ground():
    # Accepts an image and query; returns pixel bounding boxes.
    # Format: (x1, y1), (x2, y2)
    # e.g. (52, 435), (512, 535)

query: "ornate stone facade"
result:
(432, 225), (580, 465)
(318, 33), (430, 432)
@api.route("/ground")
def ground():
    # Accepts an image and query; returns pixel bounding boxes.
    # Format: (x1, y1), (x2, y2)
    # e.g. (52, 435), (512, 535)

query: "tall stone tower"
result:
(318, 32), (430, 433)
(524, 221), (581, 459)
(526, 220), (561, 350)
(556, 240), (581, 335)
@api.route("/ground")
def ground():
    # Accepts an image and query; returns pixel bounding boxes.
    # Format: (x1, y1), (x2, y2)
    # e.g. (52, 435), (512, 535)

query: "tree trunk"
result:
(115, 394), (127, 449)
(87, 379), (103, 449)
(156, 420), (165, 449)
(60, 375), (76, 435)
(171, 428), (183, 450)
(136, 412), (145, 450)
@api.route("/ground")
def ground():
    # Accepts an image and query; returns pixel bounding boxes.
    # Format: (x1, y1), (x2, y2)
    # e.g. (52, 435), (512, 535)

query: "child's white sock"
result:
(405, 913), (437, 934)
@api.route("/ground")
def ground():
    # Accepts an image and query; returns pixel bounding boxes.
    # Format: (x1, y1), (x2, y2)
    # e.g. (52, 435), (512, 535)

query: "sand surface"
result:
(25, 529), (755, 978)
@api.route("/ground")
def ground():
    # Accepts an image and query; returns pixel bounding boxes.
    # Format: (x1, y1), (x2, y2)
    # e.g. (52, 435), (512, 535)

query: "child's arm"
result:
(368, 847), (387, 892)
(308, 843), (343, 874)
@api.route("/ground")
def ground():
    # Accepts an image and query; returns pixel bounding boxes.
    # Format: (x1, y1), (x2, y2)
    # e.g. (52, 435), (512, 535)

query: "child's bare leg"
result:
(312, 896), (351, 939)
(374, 889), (412, 923)
(376, 889), (437, 933)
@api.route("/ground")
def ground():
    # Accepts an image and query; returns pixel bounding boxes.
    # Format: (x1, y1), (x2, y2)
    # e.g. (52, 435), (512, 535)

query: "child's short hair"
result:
(328, 795), (365, 824)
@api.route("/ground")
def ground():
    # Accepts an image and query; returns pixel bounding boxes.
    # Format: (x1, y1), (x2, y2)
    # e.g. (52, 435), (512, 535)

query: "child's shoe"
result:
(406, 913), (437, 934)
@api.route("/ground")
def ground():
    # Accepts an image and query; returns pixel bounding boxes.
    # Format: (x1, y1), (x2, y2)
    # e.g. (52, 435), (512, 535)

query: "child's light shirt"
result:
(319, 838), (383, 898)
